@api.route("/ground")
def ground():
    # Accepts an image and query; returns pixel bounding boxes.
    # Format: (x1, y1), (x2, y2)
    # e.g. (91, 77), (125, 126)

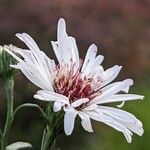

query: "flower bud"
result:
(0, 44), (17, 78)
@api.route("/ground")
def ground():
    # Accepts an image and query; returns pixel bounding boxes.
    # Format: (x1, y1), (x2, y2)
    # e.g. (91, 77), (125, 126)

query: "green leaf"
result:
(6, 142), (32, 150)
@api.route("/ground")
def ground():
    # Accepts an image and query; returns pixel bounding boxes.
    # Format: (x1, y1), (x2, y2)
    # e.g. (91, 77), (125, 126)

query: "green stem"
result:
(14, 103), (46, 119)
(40, 104), (64, 150)
(0, 136), (5, 150)
(41, 125), (56, 150)
(40, 103), (56, 150)
(1, 76), (14, 150)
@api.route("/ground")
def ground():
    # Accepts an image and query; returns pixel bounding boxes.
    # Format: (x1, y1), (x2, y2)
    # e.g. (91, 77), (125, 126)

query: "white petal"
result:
(34, 90), (69, 104)
(12, 47), (34, 63)
(92, 94), (144, 105)
(51, 41), (62, 64)
(16, 33), (40, 53)
(17, 63), (51, 90)
(6, 33), (56, 91)
(100, 79), (133, 98)
(99, 65), (122, 88)
(71, 98), (89, 108)
(117, 101), (125, 108)
(57, 18), (66, 46)
(101, 81), (121, 92)
(96, 106), (144, 136)
(90, 66), (104, 79)
(81, 44), (97, 73)
(53, 102), (64, 112)
(86, 110), (133, 143)
(54, 18), (80, 69)
(92, 55), (104, 67)
(10, 65), (19, 69)
(17, 63), (53, 91)
(78, 111), (93, 132)
(82, 55), (104, 77)
(64, 108), (77, 135)
(68, 37), (80, 70)
(106, 120), (133, 143)
(57, 18), (70, 64)
(4, 47), (23, 63)
(17, 33), (55, 73)
(15, 33), (45, 67)
(82, 104), (97, 111)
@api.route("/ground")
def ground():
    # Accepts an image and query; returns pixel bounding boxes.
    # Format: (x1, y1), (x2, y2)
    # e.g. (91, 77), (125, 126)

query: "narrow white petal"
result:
(78, 111), (93, 132)
(55, 18), (80, 68)
(64, 108), (77, 135)
(89, 66), (104, 84)
(91, 66), (104, 77)
(34, 94), (45, 100)
(100, 79), (133, 98)
(16, 33), (54, 77)
(15, 33), (46, 67)
(53, 102), (64, 112)
(71, 98), (89, 108)
(93, 55), (104, 67)
(51, 41), (62, 64)
(17, 63), (53, 91)
(82, 55), (104, 77)
(17, 63), (50, 90)
(4, 47), (23, 63)
(34, 90), (69, 104)
(106, 121), (133, 143)
(10, 65), (19, 69)
(12, 47), (37, 64)
(88, 55), (104, 70)
(7, 33), (56, 91)
(101, 82), (121, 92)
(57, 18), (66, 43)
(96, 106), (144, 136)
(82, 104), (97, 111)
(92, 94), (144, 105)
(99, 65), (122, 88)
(117, 101), (125, 108)
(81, 44), (97, 73)
(16, 33), (40, 53)
(57, 18), (69, 63)
(86, 110), (133, 143)
(68, 37), (80, 70)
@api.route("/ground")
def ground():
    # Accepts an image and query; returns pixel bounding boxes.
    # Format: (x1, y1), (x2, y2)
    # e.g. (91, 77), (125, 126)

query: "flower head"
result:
(5, 18), (144, 143)
(0, 44), (17, 78)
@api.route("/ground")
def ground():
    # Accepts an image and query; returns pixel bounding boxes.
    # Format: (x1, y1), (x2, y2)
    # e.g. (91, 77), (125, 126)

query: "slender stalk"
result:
(41, 125), (56, 150)
(0, 76), (14, 150)
(40, 103), (56, 150)
(0, 136), (5, 150)
(14, 103), (46, 118)
(40, 104), (64, 150)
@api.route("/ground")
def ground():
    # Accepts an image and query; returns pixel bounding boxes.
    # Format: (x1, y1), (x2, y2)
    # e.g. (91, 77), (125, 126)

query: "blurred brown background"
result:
(0, 0), (150, 150)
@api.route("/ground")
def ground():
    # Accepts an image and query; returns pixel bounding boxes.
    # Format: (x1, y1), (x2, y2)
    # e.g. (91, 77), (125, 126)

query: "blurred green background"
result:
(0, 0), (150, 149)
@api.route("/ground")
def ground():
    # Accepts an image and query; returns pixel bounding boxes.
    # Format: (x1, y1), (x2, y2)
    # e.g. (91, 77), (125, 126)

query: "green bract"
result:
(0, 45), (16, 78)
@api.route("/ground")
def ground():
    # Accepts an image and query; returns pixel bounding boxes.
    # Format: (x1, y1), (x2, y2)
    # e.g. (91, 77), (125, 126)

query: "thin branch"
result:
(14, 103), (46, 119)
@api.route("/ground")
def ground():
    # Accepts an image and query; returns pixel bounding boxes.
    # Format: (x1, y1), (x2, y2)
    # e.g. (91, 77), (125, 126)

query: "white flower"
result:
(5, 18), (144, 143)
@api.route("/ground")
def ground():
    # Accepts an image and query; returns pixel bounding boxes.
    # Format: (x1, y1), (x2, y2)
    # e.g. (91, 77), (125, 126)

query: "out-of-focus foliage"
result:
(0, 0), (149, 149)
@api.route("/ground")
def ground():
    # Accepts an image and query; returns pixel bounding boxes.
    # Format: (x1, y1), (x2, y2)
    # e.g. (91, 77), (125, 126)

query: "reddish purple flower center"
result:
(54, 65), (99, 103)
